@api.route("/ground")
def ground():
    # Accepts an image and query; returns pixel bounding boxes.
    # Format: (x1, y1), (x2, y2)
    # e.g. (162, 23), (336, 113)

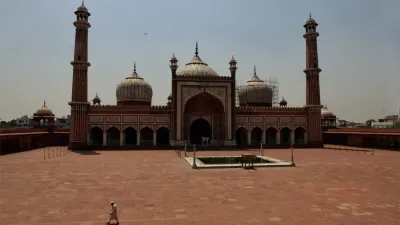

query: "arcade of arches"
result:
(89, 124), (307, 147)
(88, 126), (170, 147)
(235, 126), (308, 146)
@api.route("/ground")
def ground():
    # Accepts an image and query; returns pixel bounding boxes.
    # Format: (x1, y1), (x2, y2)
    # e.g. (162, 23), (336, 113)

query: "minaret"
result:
(68, 1), (91, 150)
(170, 53), (178, 143)
(229, 55), (237, 142)
(303, 13), (323, 147)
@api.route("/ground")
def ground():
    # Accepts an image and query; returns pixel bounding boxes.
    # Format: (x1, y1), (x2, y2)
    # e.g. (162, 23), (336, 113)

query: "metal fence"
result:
(43, 146), (70, 160)
(324, 144), (375, 154)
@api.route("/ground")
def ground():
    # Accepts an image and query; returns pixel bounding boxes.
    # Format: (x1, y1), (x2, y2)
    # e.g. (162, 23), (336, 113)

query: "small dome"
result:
(93, 93), (100, 101)
(92, 93), (101, 105)
(176, 42), (219, 77)
(77, 5), (88, 12)
(116, 63), (153, 104)
(305, 13), (317, 25)
(229, 55), (237, 63)
(76, 1), (88, 12)
(167, 93), (172, 100)
(279, 97), (287, 106)
(321, 106), (335, 117)
(170, 54), (177, 62)
(238, 66), (273, 106)
(35, 101), (54, 116)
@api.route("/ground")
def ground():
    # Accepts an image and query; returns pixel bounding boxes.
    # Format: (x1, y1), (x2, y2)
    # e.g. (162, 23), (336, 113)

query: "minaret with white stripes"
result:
(68, 1), (91, 150)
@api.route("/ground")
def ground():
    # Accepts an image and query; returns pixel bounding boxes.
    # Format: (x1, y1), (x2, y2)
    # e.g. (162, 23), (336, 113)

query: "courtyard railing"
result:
(324, 144), (375, 155)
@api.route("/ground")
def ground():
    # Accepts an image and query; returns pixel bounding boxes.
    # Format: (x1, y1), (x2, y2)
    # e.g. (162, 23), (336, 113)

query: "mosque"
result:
(67, 2), (324, 150)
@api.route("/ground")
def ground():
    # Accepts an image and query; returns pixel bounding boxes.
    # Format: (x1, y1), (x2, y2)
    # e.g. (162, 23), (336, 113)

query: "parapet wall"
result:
(90, 105), (171, 113)
(236, 106), (306, 113)
(0, 128), (69, 134)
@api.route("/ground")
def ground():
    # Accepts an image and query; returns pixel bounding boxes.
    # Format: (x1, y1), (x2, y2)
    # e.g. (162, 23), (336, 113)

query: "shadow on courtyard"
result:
(71, 150), (101, 155)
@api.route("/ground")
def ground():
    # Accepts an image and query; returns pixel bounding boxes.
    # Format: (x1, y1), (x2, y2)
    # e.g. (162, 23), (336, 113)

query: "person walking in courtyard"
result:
(107, 201), (119, 224)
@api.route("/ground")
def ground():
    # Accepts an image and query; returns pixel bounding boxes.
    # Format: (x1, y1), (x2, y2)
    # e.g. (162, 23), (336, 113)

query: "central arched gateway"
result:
(190, 118), (212, 144)
(184, 92), (224, 145)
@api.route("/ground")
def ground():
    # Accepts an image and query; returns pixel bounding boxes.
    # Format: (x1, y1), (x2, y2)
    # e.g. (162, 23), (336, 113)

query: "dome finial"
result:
(43, 100), (46, 107)
(309, 12), (312, 18)
(253, 65), (257, 75)
(195, 41), (199, 56)
(134, 61), (136, 72)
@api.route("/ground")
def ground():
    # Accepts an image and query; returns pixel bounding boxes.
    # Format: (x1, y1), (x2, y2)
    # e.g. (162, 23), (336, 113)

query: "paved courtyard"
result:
(0, 148), (399, 225)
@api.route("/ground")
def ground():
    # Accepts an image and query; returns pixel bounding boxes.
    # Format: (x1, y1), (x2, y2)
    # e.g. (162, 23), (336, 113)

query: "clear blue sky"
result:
(0, 0), (399, 122)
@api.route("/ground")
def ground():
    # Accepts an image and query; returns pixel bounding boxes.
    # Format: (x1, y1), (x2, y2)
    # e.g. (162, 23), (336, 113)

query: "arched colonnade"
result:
(235, 126), (307, 146)
(88, 126), (170, 147)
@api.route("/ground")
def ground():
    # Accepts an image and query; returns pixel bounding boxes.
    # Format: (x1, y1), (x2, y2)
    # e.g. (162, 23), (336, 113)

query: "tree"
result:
(0, 120), (17, 128)
(9, 119), (17, 126)
(366, 119), (377, 127)
(393, 121), (400, 128)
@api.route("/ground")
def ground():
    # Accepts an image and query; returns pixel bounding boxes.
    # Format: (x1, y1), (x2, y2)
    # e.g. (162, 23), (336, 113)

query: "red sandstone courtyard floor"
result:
(0, 148), (399, 225)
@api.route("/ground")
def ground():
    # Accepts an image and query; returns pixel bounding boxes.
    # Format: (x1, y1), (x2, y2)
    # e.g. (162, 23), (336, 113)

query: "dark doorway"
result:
(280, 127), (291, 145)
(90, 127), (103, 145)
(294, 127), (306, 145)
(107, 127), (120, 146)
(235, 127), (248, 146)
(251, 127), (262, 145)
(265, 127), (277, 145)
(124, 127), (137, 145)
(140, 127), (153, 146)
(156, 127), (170, 146)
(190, 118), (212, 144)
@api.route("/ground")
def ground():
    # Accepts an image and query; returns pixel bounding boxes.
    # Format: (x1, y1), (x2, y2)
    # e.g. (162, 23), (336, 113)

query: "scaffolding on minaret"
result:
(235, 76), (279, 107)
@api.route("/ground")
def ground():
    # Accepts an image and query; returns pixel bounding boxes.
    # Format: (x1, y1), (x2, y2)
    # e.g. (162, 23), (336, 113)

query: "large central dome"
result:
(116, 63), (153, 105)
(238, 66), (273, 107)
(176, 42), (219, 77)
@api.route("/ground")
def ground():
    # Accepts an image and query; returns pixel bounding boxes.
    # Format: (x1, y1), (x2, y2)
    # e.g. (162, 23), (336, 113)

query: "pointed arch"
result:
(294, 127), (306, 145)
(235, 127), (248, 146)
(107, 127), (120, 146)
(124, 127), (137, 145)
(251, 127), (262, 146)
(140, 126), (153, 140)
(140, 127), (153, 146)
(90, 127), (103, 145)
(265, 127), (277, 145)
(280, 127), (291, 145)
(156, 127), (170, 146)
(184, 91), (225, 113)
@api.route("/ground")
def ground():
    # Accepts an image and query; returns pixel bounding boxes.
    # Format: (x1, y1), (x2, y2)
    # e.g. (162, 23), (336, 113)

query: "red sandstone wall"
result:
(347, 135), (364, 147)
(325, 128), (400, 134)
(0, 128), (70, 134)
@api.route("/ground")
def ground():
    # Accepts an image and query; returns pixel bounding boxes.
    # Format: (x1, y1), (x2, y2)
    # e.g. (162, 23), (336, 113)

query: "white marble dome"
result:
(176, 43), (219, 77)
(238, 67), (273, 106)
(35, 101), (53, 116)
(321, 106), (335, 117)
(116, 63), (153, 104)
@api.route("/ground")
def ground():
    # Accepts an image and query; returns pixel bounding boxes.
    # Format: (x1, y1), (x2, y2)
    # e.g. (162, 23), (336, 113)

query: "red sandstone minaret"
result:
(303, 13), (323, 147)
(170, 53), (178, 142)
(229, 56), (237, 142)
(68, 1), (91, 150)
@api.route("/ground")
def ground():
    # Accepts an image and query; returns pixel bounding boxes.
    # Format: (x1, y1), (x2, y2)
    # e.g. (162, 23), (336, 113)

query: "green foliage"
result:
(0, 119), (17, 128)
(365, 119), (377, 127)
(392, 121), (400, 128)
